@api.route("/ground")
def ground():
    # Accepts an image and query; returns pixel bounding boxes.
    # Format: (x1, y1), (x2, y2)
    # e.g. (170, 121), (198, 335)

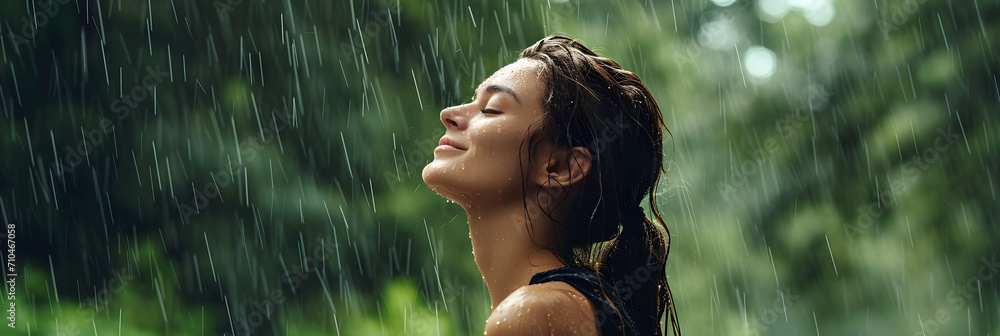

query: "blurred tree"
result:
(0, 0), (997, 335)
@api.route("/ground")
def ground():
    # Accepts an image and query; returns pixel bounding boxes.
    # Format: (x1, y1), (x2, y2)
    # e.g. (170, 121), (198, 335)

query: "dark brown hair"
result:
(519, 35), (680, 335)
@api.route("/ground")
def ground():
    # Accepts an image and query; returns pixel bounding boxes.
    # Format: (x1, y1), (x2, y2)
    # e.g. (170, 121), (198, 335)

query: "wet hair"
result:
(518, 35), (680, 335)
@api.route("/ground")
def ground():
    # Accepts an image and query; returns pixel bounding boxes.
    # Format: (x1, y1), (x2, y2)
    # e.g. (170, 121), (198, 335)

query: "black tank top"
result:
(529, 265), (640, 336)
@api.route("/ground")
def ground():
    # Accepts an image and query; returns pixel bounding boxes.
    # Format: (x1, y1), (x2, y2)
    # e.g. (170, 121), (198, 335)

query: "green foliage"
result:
(0, 0), (997, 334)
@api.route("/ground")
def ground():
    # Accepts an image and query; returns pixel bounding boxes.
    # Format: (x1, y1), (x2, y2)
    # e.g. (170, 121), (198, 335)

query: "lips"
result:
(438, 136), (468, 150)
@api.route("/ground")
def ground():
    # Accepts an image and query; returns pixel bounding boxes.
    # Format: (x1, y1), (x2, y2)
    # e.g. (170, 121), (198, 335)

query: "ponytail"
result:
(519, 35), (680, 335)
(599, 202), (679, 336)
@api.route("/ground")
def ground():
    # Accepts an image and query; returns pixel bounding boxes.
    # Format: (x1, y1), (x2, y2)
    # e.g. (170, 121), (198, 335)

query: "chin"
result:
(422, 161), (459, 199)
(422, 162), (487, 208)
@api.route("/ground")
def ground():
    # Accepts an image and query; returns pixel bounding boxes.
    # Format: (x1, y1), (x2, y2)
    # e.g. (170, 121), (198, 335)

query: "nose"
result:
(440, 104), (468, 130)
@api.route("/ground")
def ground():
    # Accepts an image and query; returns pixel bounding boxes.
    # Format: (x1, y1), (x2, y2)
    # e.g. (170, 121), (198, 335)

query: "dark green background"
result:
(1, 0), (998, 334)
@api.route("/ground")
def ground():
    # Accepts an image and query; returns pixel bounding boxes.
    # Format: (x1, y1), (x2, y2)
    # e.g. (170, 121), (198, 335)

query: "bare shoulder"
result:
(485, 281), (599, 336)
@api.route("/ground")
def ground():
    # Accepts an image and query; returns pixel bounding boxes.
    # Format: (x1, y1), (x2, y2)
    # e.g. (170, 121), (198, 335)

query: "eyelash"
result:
(480, 108), (501, 114)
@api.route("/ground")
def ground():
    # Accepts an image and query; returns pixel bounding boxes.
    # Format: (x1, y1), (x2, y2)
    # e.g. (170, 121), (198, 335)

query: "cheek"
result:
(471, 122), (522, 157)
(467, 124), (527, 178)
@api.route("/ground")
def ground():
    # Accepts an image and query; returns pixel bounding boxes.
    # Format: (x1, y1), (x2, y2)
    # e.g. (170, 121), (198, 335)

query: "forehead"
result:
(476, 59), (546, 100)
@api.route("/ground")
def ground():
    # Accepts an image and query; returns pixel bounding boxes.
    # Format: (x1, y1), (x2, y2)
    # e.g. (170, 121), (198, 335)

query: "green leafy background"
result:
(0, 0), (998, 334)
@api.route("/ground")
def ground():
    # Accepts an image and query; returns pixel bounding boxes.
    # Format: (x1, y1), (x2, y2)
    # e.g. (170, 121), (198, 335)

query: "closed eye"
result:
(481, 108), (502, 114)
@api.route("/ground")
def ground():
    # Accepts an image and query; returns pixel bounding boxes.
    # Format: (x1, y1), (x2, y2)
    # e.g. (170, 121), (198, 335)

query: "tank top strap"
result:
(529, 265), (638, 335)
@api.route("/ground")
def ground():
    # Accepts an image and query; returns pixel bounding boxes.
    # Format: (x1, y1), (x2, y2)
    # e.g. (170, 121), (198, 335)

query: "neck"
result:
(461, 199), (566, 310)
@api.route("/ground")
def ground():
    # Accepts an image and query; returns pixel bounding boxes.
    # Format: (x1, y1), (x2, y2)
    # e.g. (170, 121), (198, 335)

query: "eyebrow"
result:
(475, 84), (521, 105)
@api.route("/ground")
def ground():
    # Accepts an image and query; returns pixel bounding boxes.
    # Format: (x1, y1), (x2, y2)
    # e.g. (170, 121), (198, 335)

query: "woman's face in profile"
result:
(422, 59), (549, 205)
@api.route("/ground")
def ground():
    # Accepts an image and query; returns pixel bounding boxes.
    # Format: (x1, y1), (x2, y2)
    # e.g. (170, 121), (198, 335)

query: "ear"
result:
(537, 146), (592, 189)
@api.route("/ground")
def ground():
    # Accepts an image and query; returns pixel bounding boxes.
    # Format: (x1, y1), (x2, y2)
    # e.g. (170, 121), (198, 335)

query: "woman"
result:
(422, 35), (680, 335)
